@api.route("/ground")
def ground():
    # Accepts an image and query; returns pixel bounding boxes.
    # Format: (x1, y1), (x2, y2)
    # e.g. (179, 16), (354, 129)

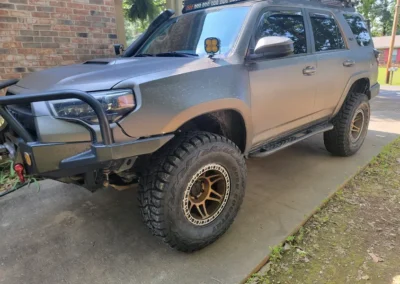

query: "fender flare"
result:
(332, 71), (370, 117)
(161, 98), (254, 153)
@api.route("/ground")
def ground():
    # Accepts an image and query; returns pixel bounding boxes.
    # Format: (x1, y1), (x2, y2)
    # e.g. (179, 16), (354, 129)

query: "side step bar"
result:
(249, 123), (334, 158)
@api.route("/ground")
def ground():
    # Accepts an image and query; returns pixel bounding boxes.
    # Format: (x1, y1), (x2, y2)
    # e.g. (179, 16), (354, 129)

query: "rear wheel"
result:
(324, 92), (370, 156)
(138, 131), (246, 252)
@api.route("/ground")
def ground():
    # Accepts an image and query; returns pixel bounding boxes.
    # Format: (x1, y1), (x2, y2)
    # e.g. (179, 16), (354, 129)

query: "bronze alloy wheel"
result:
(183, 163), (230, 226)
(350, 108), (365, 143)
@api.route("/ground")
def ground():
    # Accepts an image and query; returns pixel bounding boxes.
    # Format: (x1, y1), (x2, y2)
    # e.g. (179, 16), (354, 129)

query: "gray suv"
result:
(0, 0), (379, 252)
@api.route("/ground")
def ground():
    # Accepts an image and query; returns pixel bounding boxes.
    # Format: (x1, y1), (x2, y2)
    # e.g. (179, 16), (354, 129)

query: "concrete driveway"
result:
(1, 87), (400, 284)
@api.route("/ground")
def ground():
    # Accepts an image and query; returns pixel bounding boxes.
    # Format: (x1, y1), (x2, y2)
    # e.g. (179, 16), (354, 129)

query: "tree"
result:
(357, 0), (375, 26)
(371, 0), (394, 36)
(123, 0), (166, 44)
(124, 0), (166, 22)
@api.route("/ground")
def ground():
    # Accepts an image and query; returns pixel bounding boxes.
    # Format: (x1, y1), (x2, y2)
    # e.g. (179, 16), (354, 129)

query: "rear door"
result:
(305, 9), (353, 121)
(342, 13), (377, 86)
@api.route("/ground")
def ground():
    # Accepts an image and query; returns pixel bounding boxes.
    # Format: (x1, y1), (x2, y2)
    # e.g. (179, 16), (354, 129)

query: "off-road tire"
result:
(324, 92), (370, 156)
(138, 131), (246, 252)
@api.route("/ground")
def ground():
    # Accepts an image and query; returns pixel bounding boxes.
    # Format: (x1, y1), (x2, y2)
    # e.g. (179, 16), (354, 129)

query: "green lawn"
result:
(378, 67), (400, 85)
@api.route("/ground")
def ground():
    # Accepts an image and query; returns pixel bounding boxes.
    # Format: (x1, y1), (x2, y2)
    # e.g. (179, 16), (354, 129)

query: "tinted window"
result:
(137, 7), (249, 57)
(256, 10), (307, 54)
(343, 14), (371, 47)
(310, 12), (345, 52)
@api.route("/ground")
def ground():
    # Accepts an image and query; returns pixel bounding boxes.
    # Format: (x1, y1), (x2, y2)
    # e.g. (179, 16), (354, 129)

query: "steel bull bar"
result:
(0, 79), (173, 178)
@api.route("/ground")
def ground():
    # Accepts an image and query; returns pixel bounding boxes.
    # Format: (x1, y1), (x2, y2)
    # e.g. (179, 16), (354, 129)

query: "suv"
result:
(0, 0), (379, 252)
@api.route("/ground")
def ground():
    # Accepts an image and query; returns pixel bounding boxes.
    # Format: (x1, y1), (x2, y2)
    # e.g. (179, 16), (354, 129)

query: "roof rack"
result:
(182, 0), (357, 14)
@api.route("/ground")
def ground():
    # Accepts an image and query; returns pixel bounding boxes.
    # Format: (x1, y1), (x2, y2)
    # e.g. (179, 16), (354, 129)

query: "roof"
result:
(182, 0), (354, 14)
(373, 35), (400, 49)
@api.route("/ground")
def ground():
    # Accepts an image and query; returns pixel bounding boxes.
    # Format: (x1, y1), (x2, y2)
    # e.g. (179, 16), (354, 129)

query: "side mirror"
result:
(114, 44), (124, 56)
(249, 36), (294, 60)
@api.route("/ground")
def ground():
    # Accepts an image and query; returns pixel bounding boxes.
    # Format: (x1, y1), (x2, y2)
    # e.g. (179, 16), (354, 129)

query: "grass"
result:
(248, 137), (400, 284)
(378, 67), (400, 85)
(0, 160), (40, 197)
(0, 160), (19, 194)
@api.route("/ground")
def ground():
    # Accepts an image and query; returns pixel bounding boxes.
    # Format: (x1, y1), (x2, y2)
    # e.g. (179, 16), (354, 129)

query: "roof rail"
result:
(183, 0), (357, 13)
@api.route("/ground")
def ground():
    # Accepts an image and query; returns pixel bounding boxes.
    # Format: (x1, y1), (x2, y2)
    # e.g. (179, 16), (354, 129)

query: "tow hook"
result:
(14, 163), (25, 183)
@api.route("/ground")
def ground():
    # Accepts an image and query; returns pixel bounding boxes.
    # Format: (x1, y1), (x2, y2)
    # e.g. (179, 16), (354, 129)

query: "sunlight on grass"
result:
(378, 67), (400, 86)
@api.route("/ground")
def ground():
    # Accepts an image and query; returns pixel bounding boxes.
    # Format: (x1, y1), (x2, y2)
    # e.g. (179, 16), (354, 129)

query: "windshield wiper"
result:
(135, 53), (155, 57)
(155, 52), (198, 57)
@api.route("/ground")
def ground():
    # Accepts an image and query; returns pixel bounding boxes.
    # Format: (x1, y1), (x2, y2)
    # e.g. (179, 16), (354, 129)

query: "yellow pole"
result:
(386, 0), (400, 84)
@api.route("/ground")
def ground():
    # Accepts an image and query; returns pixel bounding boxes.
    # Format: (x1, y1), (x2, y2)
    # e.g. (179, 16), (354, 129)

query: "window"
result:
(343, 14), (371, 47)
(137, 7), (249, 57)
(310, 12), (345, 52)
(392, 49), (398, 63)
(255, 10), (307, 55)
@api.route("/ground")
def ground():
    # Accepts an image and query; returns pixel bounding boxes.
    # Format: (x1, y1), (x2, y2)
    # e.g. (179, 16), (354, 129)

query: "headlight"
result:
(50, 89), (135, 125)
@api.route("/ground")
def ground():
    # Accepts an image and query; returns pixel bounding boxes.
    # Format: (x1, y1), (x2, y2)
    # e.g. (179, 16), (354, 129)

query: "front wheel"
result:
(324, 92), (370, 156)
(138, 132), (246, 252)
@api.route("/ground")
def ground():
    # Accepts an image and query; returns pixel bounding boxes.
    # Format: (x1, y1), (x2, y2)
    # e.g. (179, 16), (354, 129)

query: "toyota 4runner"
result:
(0, 0), (379, 252)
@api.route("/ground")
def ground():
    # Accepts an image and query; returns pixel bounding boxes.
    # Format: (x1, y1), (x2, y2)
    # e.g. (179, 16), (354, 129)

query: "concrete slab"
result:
(1, 88), (399, 284)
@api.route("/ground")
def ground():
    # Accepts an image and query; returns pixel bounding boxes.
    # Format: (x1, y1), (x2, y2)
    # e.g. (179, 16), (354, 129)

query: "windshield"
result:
(136, 7), (250, 57)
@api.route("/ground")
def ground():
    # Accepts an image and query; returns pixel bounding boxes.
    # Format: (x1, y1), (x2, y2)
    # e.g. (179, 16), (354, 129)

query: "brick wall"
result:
(0, 0), (119, 87)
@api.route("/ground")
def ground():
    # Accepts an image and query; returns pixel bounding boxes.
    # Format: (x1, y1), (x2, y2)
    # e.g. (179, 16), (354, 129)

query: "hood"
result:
(16, 57), (198, 92)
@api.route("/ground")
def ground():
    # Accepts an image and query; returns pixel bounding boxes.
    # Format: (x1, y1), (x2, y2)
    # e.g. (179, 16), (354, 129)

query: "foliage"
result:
(356, 0), (397, 37)
(123, 0), (166, 44)
(0, 160), (41, 197)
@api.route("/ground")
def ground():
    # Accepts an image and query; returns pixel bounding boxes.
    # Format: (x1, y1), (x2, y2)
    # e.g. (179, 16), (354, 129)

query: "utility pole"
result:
(386, 0), (400, 84)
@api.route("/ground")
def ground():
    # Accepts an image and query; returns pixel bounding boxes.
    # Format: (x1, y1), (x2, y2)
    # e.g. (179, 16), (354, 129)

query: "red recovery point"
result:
(14, 163), (25, 183)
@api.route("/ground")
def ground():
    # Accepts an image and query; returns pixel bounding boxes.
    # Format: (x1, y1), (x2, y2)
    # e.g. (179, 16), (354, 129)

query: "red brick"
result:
(36, 6), (54, 12)
(55, 7), (72, 13)
(16, 4), (35, 11)
(49, 1), (66, 7)
(32, 12), (51, 18)
(1, 74), (23, 79)
(40, 31), (58, 36)
(2, 0), (117, 80)
(59, 31), (75, 37)
(50, 13), (70, 19)
(9, 0), (28, 4)
(53, 25), (71, 31)
(67, 3), (84, 9)
(74, 9), (90, 15)
(36, 48), (54, 55)
(17, 48), (38, 54)
(0, 3), (15, 9)
(34, 36), (53, 43)
(70, 15), (86, 21)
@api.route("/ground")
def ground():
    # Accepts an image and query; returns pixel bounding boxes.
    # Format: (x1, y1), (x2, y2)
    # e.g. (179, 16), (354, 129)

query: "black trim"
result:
(0, 80), (113, 145)
(0, 79), (175, 178)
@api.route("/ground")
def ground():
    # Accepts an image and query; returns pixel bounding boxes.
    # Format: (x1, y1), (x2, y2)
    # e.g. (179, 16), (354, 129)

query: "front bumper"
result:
(0, 79), (173, 178)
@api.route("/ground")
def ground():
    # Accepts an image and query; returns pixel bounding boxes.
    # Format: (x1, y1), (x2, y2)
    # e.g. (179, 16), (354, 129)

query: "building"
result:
(0, 0), (126, 87)
(373, 35), (400, 66)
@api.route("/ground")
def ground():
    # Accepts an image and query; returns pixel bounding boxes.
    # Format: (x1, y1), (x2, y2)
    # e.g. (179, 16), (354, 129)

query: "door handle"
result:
(343, 60), (355, 67)
(303, 66), (316, 76)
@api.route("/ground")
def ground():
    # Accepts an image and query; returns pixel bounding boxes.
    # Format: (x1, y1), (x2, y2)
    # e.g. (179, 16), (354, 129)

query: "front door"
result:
(249, 8), (318, 146)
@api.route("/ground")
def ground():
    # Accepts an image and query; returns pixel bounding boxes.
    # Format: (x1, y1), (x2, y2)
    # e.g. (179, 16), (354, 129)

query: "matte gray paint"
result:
(8, 0), (376, 155)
